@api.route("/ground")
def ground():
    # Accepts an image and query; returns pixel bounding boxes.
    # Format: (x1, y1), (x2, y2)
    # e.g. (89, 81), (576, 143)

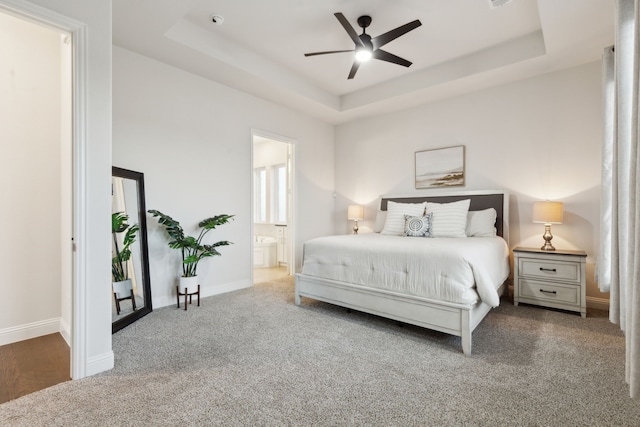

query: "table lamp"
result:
(347, 205), (364, 234)
(532, 201), (563, 251)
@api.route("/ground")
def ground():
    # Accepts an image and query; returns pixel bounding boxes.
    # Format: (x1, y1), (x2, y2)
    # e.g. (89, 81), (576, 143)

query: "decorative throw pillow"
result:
(374, 210), (387, 233)
(381, 201), (426, 235)
(404, 213), (433, 237)
(466, 208), (497, 237)
(426, 199), (471, 238)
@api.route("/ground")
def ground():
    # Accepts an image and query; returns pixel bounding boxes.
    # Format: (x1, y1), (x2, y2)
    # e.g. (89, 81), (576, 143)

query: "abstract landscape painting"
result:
(415, 146), (465, 189)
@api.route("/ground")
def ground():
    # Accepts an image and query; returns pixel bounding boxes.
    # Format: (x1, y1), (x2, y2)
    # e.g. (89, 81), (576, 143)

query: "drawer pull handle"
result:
(539, 289), (557, 295)
(539, 267), (557, 273)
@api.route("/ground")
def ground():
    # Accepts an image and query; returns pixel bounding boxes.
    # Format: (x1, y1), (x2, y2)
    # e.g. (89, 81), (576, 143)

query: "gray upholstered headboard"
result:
(380, 191), (508, 242)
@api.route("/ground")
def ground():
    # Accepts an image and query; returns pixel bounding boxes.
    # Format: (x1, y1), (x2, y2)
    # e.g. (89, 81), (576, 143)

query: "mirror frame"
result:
(112, 166), (153, 333)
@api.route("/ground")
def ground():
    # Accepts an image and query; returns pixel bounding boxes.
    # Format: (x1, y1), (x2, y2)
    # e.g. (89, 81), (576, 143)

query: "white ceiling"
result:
(113, 0), (614, 124)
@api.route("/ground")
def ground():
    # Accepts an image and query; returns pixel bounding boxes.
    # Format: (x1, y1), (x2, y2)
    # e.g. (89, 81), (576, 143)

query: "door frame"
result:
(250, 129), (296, 280)
(0, 0), (90, 379)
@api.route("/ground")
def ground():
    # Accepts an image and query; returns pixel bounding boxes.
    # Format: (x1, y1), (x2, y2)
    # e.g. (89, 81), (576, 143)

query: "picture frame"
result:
(415, 145), (465, 189)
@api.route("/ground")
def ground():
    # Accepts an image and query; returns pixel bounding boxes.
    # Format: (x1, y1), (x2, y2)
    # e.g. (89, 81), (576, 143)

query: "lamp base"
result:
(540, 241), (556, 251)
(352, 220), (359, 235)
(540, 224), (555, 251)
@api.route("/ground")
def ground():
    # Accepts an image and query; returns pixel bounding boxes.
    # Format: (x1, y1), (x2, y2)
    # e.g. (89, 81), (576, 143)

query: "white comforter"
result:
(301, 234), (510, 307)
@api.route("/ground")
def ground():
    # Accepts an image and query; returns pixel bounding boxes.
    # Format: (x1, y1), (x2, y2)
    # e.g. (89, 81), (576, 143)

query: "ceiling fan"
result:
(304, 13), (422, 80)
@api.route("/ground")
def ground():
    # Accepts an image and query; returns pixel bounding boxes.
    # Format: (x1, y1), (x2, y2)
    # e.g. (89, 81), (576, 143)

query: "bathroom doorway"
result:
(251, 131), (295, 284)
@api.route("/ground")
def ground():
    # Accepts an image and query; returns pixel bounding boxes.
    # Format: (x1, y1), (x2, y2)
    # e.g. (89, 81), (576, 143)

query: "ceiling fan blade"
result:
(372, 20), (422, 50)
(347, 61), (360, 79)
(372, 49), (413, 67)
(304, 49), (354, 57)
(334, 12), (364, 47)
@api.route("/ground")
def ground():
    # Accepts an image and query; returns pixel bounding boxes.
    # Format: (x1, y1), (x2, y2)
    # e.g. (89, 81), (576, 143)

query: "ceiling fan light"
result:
(355, 49), (372, 62)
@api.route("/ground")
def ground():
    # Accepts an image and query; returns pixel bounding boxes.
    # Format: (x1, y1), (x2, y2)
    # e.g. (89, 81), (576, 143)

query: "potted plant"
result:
(112, 212), (139, 313)
(148, 210), (233, 292)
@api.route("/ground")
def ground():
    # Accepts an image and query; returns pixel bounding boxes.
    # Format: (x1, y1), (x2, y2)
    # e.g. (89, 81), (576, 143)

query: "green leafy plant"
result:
(112, 212), (139, 282)
(148, 210), (234, 278)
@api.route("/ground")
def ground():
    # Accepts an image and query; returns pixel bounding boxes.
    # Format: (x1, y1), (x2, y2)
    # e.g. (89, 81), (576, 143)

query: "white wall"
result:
(0, 12), (63, 342)
(113, 46), (334, 308)
(335, 62), (607, 303)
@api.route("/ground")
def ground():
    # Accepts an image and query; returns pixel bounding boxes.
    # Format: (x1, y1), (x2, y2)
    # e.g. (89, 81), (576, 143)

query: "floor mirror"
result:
(112, 167), (153, 333)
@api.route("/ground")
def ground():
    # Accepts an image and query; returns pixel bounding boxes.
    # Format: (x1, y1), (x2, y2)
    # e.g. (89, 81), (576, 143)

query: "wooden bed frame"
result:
(295, 189), (509, 355)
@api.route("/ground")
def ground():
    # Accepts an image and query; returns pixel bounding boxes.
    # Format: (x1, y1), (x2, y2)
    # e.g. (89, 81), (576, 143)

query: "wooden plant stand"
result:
(176, 284), (200, 311)
(114, 289), (137, 315)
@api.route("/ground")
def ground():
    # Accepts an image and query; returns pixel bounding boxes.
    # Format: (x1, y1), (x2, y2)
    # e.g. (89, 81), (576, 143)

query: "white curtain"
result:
(598, 0), (640, 400)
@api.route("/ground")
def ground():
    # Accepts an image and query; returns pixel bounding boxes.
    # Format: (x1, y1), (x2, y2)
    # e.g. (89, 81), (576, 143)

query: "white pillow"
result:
(374, 210), (387, 233)
(466, 208), (497, 237)
(381, 201), (426, 235)
(426, 199), (471, 238)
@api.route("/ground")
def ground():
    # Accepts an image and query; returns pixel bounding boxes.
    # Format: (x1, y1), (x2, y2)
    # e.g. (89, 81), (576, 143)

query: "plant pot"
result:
(179, 276), (198, 293)
(112, 278), (133, 299)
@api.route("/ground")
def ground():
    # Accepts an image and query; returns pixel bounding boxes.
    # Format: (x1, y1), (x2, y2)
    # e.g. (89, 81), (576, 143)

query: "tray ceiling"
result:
(113, 0), (614, 124)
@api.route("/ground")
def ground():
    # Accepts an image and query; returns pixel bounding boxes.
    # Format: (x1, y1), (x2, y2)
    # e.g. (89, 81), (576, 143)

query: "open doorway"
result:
(252, 131), (295, 284)
(0, 9), (73, 400)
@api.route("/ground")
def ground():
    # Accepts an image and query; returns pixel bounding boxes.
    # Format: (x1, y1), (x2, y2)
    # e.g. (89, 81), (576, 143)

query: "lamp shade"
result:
(347, 205), (364, 221)
(532, 201), (563, 224)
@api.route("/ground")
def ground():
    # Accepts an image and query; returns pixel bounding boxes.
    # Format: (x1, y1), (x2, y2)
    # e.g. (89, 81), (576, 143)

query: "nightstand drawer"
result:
(518, 258), (580, 283)
(518, 279), (580, 305)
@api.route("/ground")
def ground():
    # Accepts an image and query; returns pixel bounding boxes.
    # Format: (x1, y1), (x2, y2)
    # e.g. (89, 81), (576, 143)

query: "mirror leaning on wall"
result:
(111, 167), (153, 333)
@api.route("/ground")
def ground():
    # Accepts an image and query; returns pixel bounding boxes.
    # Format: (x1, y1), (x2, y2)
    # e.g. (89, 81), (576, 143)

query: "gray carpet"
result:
(1, 277), (638, 426)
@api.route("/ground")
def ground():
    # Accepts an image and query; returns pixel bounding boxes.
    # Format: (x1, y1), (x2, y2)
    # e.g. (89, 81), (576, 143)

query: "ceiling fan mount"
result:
(357, 15), (372, 31)
(304, 13), (422, 80)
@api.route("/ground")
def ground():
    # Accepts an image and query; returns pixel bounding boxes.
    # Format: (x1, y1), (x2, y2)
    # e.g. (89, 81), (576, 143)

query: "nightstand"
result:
(513, 247), (587, 318)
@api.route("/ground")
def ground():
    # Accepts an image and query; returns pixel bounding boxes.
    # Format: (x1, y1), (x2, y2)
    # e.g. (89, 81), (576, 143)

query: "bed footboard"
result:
(295, 273), (503, 355)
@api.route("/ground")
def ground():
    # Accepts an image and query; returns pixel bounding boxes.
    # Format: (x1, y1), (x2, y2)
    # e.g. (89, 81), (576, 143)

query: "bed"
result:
(295, 190), (510, 355)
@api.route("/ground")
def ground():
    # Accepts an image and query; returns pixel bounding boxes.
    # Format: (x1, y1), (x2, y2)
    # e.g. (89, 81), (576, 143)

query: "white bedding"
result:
(301, 234), (510, 307)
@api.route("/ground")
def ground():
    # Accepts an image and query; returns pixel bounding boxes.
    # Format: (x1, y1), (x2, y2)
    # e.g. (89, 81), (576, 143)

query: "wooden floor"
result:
(0, 333), (70, 404)
(254, 266), (289, 284)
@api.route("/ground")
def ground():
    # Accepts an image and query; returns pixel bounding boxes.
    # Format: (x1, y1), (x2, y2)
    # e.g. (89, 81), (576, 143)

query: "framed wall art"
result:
(415, 145), (465, 189)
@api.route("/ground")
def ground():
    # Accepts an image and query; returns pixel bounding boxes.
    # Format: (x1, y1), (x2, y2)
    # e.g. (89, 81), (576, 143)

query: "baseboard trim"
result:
(0, 318), (61, 346)
(153, 279), (253, 309)
(587, 296), (610, 311)
(86, 351), (114, 377)
(201, 279), (253, 299)
(60, 318), (71, 347)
